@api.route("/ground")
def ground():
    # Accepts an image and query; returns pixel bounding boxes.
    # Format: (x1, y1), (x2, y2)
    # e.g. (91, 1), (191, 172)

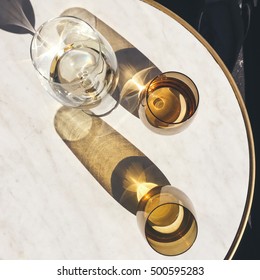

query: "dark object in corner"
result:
(233, 0), (260, 260)
(199, 0), (244, 71)
(155, 0), (244, 71)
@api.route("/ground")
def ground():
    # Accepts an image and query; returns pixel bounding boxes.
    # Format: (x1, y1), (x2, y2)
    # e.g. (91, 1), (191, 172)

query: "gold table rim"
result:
(142, 0), (256, 260)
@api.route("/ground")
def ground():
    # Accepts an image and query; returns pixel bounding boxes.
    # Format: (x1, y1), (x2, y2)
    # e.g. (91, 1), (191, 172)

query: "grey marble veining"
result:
(0, 0), (251, 259)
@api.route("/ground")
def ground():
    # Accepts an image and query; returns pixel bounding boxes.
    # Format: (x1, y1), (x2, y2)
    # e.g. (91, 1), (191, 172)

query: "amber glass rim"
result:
(137, 185), (198, 256)
(144, 71), (200, 125)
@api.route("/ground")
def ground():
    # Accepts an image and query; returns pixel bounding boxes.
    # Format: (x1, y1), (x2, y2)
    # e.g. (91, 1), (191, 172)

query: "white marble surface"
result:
(0, 0), (251, 259)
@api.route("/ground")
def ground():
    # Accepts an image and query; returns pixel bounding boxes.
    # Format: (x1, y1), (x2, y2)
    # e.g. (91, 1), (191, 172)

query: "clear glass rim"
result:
(144, 71), (200, 125)
(30, 15), (102, 87)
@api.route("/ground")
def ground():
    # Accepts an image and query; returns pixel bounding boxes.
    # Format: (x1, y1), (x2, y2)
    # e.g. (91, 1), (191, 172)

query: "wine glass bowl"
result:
(30, 16), (118, 113)
(138, 71), (199, 134)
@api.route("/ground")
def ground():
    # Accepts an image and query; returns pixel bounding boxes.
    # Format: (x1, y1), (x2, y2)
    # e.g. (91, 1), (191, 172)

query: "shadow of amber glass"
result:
(54, 107), (170, 214)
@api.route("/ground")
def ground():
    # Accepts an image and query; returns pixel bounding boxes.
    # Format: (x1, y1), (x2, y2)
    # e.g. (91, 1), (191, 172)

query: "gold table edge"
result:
(141, 0), (256, 260)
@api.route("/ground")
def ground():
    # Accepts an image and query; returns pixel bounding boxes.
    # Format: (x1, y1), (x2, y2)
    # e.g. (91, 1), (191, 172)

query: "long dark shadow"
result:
(54, 107), (170, 215)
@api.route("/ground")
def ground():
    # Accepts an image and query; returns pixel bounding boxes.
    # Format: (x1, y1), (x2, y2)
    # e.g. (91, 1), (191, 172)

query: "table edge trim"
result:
(141, 0), (256, 260)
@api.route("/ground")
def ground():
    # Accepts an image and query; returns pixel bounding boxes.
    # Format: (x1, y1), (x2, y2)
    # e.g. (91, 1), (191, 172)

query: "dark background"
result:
(1, 0), (258, 260)
(154, 0), (260, 260)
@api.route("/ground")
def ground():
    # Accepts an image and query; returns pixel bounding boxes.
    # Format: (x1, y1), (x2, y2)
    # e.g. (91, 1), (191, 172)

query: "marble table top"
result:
(0, 0), (255, 259)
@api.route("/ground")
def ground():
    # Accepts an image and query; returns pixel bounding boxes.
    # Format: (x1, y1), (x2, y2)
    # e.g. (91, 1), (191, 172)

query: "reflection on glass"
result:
(138, 71), (199, 134)
(119, 66), (161, 117)
(30, 16), (118, 116)
(137, 185), (198, 256)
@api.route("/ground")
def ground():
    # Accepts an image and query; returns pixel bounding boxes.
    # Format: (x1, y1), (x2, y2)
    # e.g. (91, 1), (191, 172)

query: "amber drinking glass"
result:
(137, 185), (198, 256)
(138, 71), (199, 134)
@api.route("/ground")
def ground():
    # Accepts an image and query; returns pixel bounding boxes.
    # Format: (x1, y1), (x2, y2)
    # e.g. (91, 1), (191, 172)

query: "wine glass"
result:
(30, 16), (119, 116)
(138, 71), (199, 134)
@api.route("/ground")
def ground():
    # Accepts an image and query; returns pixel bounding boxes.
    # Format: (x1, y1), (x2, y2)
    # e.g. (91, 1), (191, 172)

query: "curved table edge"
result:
(141, 0), (256, 260)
